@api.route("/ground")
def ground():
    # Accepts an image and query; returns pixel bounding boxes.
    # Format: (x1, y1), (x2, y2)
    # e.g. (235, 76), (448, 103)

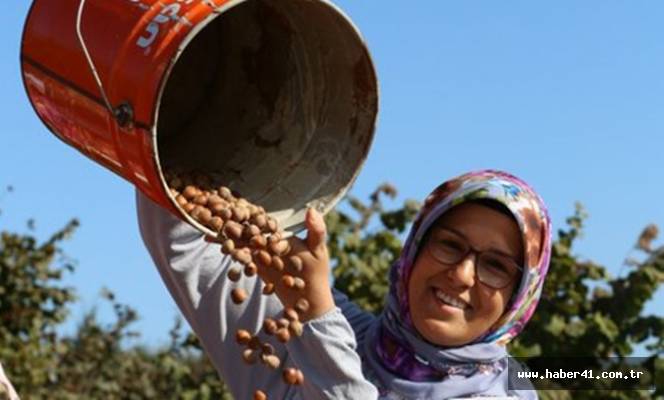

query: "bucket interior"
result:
(155, 0), (378, 233)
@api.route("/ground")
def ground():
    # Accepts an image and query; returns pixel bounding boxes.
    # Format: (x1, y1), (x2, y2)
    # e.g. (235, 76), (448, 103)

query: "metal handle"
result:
(76, 0), (133, 127)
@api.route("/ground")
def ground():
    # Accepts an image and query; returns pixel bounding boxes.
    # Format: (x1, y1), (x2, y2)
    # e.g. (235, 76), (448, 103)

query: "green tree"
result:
(0, 191), (232, 399)
(0, 215), (78, 396)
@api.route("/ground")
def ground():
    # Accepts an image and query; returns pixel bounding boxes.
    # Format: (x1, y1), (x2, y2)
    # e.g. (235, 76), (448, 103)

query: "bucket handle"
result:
(76, 0), (134, 127)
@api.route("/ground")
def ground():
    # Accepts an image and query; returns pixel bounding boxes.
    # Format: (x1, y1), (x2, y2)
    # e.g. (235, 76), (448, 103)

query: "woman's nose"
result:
(448, 254), (476, 287)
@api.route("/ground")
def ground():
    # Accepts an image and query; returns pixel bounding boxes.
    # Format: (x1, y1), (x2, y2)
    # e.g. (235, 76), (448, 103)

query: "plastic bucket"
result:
(21, 0), (378, 234)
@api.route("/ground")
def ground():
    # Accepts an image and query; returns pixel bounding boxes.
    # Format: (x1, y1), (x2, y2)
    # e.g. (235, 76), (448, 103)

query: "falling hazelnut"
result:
(231, 288), (247, 304)
(236, 329), (251, 345)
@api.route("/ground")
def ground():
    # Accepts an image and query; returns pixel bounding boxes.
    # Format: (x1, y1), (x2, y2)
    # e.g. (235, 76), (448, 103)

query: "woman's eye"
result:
(485, 259), (509, 273)
(440, 239), (464, 251)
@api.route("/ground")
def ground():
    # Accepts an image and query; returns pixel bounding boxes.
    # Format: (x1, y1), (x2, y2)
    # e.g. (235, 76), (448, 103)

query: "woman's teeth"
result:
(434, 289), (468, 310)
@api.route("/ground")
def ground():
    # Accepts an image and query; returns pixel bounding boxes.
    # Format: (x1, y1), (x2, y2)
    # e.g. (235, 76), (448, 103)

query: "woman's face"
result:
(407, 202), (523, 347)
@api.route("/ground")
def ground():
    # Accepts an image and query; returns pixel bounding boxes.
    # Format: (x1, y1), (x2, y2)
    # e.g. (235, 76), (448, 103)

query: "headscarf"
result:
(360, 170), (552, 399)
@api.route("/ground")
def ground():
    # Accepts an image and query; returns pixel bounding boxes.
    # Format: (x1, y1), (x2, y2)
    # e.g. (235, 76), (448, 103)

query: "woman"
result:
(137, 169), (551, 399)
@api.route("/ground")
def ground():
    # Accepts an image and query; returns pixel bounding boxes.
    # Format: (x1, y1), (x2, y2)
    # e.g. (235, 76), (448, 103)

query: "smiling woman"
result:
(350, 169), (553, 399)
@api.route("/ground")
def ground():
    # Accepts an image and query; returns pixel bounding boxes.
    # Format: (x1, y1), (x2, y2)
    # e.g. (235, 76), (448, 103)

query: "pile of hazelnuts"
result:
(165, 170), (308, 399)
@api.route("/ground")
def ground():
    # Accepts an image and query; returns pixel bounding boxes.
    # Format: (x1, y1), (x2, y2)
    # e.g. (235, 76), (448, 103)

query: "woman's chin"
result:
(418, 318), (471, 347)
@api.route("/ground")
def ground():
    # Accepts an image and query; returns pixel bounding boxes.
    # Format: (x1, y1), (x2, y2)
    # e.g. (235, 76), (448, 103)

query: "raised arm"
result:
(136, 191), (378, 399)
(136, 191), (288, 399)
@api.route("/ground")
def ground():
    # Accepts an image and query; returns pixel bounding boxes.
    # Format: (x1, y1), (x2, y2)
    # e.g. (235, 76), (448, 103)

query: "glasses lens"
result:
(477, 253), (520, 288)
(428, 231), (468, 264)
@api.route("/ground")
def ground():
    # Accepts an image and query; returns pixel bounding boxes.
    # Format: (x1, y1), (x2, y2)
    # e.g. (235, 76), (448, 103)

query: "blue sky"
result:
(1, 1), (662, 352)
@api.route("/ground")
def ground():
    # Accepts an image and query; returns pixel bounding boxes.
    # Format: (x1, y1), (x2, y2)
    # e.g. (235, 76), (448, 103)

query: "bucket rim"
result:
(152, 0), (380, 236)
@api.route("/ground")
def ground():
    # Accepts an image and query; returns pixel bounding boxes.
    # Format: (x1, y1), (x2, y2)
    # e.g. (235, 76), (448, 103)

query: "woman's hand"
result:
(205, 208), (335, 322)
(255, 208), (335, 322)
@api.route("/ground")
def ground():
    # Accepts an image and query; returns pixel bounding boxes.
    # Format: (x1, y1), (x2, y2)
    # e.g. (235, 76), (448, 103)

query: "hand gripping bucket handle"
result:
(21, 0), (379, 235)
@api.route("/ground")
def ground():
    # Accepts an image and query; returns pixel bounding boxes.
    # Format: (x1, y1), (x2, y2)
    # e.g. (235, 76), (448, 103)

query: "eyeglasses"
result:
(424, 228), (522, 289)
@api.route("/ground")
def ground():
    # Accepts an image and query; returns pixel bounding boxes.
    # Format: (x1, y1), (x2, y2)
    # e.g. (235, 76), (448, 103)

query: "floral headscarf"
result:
(361, 170), (552, 399)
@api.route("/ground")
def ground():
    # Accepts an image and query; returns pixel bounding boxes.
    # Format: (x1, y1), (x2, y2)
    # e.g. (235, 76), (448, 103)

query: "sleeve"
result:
(135, 191), (290, 399)
(332, 288), (377, 343)
(286, 308), (379, 399)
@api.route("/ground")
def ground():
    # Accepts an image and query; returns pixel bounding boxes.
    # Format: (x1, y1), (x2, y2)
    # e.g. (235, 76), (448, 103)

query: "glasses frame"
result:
(423, 227), (523, 289)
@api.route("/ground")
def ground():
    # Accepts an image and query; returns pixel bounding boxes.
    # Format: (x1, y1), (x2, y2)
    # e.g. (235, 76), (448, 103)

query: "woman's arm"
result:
(277, 210), (379, 399)
(286, 308), (379, 399)
(136, 192), (378, 399)
(136, 191), (289, 399)
(332, 288), (377, 344)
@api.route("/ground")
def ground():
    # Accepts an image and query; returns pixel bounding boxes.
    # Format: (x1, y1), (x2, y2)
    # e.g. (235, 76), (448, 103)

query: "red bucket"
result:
(21, 0), (378, 234)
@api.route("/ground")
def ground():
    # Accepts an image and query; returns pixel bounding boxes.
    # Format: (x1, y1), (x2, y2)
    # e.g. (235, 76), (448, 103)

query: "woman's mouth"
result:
(432, 288), (469, 311)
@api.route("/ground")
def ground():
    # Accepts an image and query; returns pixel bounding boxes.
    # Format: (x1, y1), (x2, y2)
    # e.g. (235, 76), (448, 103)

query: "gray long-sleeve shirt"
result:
(136, 192), (379, 399)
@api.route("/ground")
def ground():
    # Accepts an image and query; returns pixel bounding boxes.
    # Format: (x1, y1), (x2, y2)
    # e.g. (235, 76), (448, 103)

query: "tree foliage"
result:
(0, 200), (231, 399)
(1, 184), (662, 399)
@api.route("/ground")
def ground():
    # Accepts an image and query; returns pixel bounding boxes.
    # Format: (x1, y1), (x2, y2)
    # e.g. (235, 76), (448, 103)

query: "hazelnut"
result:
(223, 221), (243, 241)
(242, 348), (258, 364)
(193, 194), (208, 206)
(210, 202), (226, 216)
(263, 318), (278, 335)
(284, 308), (299, 322)
(252, 214), (267, 229)
(221, 239), (235, 255)
(243, 224), (261, 240)
(249, 234), (267, 249)
(219, 208), (233, 221)
(269, 240), (290, 256)
(244, 262), (257, 277)
(175, 195), (188, 207)
(293, 277), (306, 291)
(266, 217), (278, 233)
(233, 248), (252, 265)
(262, 354), (281, 369)
(227, 267), (242, 282)
(294, 298), (310, 313)
(262, 282), (275, 295)
(283, 368), (299, 385)
(282, 275), (295, 289)
(256, 250), (272, 267)
(276, 328), (291, 343)
(197, 208), (212, 225)
(190, 205), (205, 219)
(271, 256), (284, 272)
(235, 329), (251, 345)
(218, 186), (233, 200)
(207, 194), (224, 205)
(209, 217), (224, 232)
(288, 256), (303, 273)
(289, 320), (303, 337)
(231, 206), (249, 222)
(277, 318), (290, 329)
(231, 288), (247, 304)
(182, 185), (198, 200)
